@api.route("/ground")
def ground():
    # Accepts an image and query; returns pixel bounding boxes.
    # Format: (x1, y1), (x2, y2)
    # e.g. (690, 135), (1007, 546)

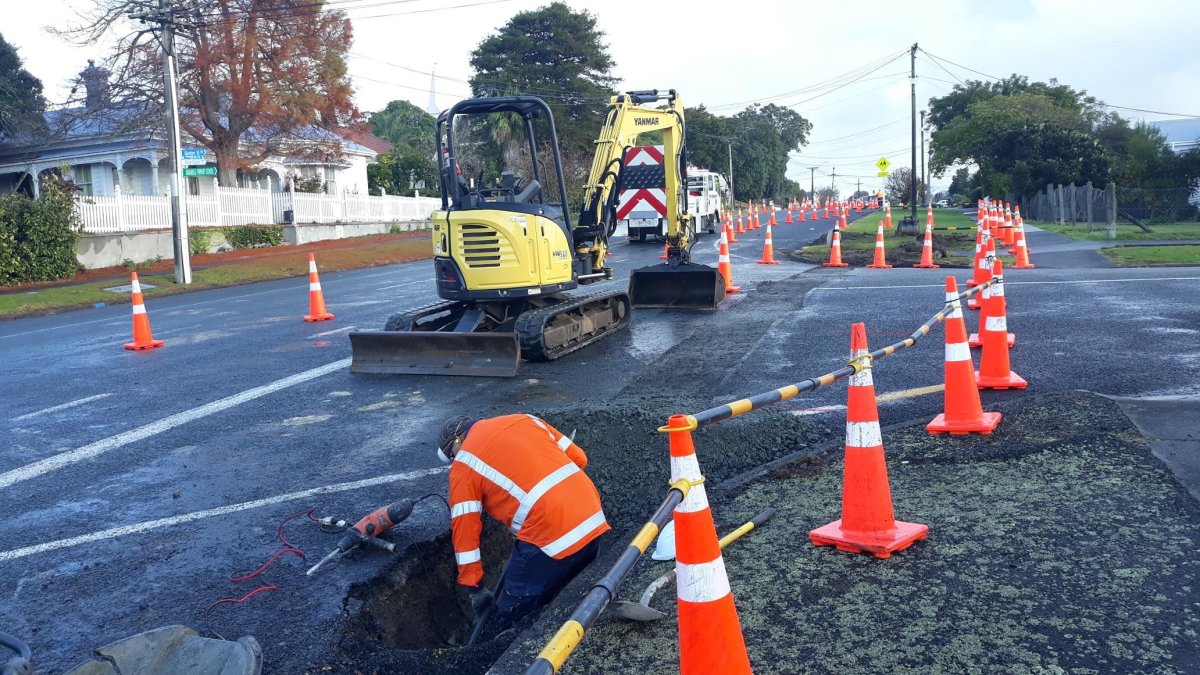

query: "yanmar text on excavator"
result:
(349, 90), (725, 377)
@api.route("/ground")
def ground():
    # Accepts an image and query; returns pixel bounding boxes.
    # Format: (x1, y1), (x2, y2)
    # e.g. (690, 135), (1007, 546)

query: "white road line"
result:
(0, 358), (351, 490)
(789, 405), (846, 417)
(12, 393), (114, 421)
(377, 280), (428, 291)
(0, 318), (125, 340)
(0, 466), (447, 563)
(312, 325), (357, 337)
(813, 276), (1200, 291)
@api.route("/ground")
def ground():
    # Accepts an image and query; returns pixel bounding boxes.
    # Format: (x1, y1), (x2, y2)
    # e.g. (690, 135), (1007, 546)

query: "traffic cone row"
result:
(810, 322), (929, 557)
(666, 414), (753, 675)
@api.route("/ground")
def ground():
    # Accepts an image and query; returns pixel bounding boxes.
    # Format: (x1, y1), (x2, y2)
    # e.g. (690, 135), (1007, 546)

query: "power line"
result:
(706, 49), (909, 111)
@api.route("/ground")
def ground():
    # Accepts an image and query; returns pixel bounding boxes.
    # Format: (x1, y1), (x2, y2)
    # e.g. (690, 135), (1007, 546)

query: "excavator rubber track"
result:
(348, 301), (521, 377)
(516, 290), (632, 361)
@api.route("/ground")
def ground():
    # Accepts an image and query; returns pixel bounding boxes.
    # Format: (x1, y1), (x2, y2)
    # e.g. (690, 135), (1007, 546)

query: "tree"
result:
(947, 167), (970, 196)
(687, 104), (811, 201)
(367, 144), (440, 195)
(56, 1), (360, 186)
(0, 32), (46, 140)
(469, 2), (616, 161)
(885, 167), (925, 205)
(369, 100), (436, 158)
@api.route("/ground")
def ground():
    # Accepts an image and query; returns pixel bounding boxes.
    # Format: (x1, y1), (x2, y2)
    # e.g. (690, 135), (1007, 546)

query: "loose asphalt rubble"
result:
(493, 391), (1200, 674)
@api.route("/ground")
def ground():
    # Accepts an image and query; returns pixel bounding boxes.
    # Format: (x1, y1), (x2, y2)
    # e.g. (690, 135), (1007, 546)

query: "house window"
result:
(74, 164), (94, 196)
(324, 166), (337, 195)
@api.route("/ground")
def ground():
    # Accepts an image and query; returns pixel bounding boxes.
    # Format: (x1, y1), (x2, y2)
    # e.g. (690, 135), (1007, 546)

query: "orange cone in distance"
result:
(967, 237), (995, 310)
(866, 222), (891, 268)
(914, 217), (940, 268)
(124, 272), (164, 350)
(1012, 213), (1035, 268)
(736, 209), (746, 235)
(885, 205), (893, 229)
(659, 241), (669, 260)
(757, 222), (780, 264)
(927, 277), (1002, 435)
(976, 259), (1026, 389)
(717, 226), (741, 294)
(968, 256), (1015, 348)
(785, 208), (793, 224)
(667, 414), (753, 675)
(809, 323), (928, 558)
(823, 229), (849, 267)
(727, 216), (739, 243)
(304, 253), (335, 322)
(769, 208), (777, 226)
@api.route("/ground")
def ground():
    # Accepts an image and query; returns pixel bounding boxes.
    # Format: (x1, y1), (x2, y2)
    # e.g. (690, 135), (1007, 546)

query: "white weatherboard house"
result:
(0, 61), (375, 199)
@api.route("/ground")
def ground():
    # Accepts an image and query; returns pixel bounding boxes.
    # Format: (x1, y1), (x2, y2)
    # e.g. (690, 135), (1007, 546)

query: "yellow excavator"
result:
(349, 90), (724, 377)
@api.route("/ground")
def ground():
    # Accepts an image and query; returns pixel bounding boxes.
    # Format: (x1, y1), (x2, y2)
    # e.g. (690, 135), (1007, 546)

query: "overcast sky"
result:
(6, 0), (1199, 193)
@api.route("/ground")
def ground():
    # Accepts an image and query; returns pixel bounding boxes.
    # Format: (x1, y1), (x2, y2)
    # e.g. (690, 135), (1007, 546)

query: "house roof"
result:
(334, 127), (393, 155)
(1147, 119), (1200, 146)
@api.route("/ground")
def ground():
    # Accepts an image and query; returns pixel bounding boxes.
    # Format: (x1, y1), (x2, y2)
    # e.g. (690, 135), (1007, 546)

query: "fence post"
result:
(1086, 181), (1094, 226)
(1106, 182), (1117, 239)
(212, 177), (223, 228)
(114, 184), (125, 231)
(263, 181), (272, 223)
(1056, 184), (1064, 225)
(288, 177), (297, 224)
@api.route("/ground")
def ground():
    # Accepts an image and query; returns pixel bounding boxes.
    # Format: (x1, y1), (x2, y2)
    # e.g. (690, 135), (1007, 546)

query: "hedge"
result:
(0, 176), (81, 286)
(223, 224), (284, 249)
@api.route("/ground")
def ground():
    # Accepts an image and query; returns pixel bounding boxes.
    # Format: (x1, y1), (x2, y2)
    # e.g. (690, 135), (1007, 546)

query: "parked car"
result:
(934, 199), (951, 208)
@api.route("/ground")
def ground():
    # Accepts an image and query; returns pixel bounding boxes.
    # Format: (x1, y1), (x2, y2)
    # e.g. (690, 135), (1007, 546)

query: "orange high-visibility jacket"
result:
(449, 414), (609, 586)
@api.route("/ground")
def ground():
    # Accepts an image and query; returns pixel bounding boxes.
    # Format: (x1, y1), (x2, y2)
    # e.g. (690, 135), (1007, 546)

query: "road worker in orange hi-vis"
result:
(438, 414), (610, 630)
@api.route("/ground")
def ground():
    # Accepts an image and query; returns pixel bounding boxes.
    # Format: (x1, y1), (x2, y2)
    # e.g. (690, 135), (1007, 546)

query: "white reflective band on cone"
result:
(992, 281), (1005, 297)
(676, 557), (733, 604)
(308, 261), (317, 273)
(132, 304), (146, 315)
(848, 356), (873, 387)
(946, 341), (971, 362)
(846, 420), (883, 448)
(455, 549), (481, 565)
(131, 280), (142, 293)
(985, 316), (1008, 332)
(451, 501), (482, 519)
(309, 283), (321, 292)
(876, 241), (884, 248)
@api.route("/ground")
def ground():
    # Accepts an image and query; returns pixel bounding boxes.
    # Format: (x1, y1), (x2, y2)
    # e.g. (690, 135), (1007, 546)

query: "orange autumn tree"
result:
(56, 0), (361, 186)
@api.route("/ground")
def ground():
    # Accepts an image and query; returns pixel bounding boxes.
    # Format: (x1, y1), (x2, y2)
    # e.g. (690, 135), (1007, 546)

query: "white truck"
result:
(685, 168), (729, 235)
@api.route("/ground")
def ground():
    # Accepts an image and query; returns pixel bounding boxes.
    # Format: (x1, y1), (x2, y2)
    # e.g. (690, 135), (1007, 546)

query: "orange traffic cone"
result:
(866, 222), (891, 268)
(810, 323), (928, 557)
(750, 206), (760, 231)
(1012, 212), (1035, 268)
(785, 208), (793, 224)
(799, 207), (807, 222)
(735, 209), (746, 235)
(304, 253), (335, 322)
(967, 237), (995, 310)
(123, 272), (164, 350)
(718, 226), (741, 294)
(769, 208), (777, 226)
(823, 229), (849, 267)
(1003, 206), (1017, 248)
(968, 261), (1015, 348)
(757, 222), (780, 264)
(884, 204), (893, 229)
(667, 414), (753, 675)
(976, 259), (1026, 389)
(927, 277), (1002, 435)
(914, 217), (940, 268)
(727, 215), (739, 243)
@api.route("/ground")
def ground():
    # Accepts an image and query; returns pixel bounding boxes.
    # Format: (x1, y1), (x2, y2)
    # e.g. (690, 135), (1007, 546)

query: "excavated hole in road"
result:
(331, 405), (829, 674)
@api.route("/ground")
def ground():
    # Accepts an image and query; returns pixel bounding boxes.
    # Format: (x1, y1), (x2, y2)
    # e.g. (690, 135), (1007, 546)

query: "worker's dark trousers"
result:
(494, 535), (604, 630)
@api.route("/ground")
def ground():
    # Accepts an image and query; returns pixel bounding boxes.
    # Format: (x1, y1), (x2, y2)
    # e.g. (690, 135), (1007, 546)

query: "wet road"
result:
(4, 207), (1200, 672)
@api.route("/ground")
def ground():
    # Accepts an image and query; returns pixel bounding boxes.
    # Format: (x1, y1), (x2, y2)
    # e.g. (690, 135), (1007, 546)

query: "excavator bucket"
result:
(348, 330), (521, 377)
(628, 261), (727, 309)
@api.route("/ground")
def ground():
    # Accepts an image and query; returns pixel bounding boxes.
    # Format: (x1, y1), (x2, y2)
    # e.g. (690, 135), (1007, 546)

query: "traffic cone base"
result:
(975, 369), (1028, 390)
(914, 262), (941, 269)
(927, 411), (1002, 435)
(809, 519), (928, 558)
(124, 338), (164, 350)
(969, 332), (1015, 348)
(304, 312), (335, 322)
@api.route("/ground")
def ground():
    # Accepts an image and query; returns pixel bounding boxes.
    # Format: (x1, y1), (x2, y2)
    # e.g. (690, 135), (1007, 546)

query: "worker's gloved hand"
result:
(467, 585), (494, 617)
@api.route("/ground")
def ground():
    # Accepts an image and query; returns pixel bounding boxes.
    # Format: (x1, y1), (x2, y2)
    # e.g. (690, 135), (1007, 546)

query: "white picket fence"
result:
(76, 184), (440, 234)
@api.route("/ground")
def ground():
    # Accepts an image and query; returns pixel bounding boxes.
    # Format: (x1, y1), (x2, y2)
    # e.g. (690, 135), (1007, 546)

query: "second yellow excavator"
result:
(349, 90), (724, 377)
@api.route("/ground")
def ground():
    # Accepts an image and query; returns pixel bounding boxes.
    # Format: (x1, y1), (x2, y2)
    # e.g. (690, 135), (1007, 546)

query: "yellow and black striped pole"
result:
(662, 279), (996, 432)
(525, 478), (694, 675)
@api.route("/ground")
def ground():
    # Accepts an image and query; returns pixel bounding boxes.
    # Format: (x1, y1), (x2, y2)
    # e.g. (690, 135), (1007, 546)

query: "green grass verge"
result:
(0, 238), (431, 319)
(1032, 220), (1200, 241)
(1099, 245), (1200, 266)
(846, 208), (977, 234)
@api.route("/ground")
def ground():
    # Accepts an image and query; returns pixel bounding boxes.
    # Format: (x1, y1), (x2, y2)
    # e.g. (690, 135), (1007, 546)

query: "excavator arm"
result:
(575, 90), (695, 273)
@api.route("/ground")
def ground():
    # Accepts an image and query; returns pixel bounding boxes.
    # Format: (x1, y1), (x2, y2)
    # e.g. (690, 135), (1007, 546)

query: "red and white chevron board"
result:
(617, 187), (667, 220)
(625, 145), (665, 166)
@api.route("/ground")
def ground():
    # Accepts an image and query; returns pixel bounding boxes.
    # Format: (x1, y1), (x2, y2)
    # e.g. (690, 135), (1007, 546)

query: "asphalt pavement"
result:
(3, 207), (1200, 673)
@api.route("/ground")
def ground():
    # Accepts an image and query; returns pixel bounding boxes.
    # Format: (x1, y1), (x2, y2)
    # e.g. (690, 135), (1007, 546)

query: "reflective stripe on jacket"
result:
(449, 414), (609, 586)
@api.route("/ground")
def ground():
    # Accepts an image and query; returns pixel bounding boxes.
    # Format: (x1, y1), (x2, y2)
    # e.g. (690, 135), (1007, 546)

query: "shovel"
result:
(608, 507), (776, 621)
